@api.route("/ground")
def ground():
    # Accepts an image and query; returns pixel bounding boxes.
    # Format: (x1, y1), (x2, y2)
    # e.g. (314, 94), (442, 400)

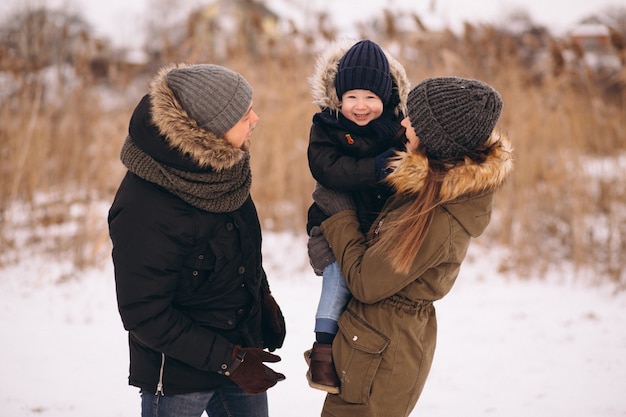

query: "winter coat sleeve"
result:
(320, 207), (470, 304)
(109, 179), (233, 373)
(308, 124), (379, 190)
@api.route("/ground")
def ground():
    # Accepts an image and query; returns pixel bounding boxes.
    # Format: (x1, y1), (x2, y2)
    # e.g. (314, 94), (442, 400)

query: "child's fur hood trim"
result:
(309, 40), (410, 116)
(148, 62), (245, 172)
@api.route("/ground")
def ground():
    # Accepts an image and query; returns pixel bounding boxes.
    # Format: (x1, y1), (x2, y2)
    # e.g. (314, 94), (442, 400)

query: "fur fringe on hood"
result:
(148, 63), (245, 172)
(385, 131), (514, 201)
(309, 40), (410, 116)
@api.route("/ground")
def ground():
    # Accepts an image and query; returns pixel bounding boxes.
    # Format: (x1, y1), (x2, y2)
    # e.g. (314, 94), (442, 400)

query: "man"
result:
(108, 63), (286, 417)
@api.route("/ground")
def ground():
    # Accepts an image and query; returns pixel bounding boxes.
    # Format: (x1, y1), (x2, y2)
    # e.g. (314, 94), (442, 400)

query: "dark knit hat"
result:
(335, 40), (393, 105)
(407, 77), (503, 160)
(165, 64), (253, 137)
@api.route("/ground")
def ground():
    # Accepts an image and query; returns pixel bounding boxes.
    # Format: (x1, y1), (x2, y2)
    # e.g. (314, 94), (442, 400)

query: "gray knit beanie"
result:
(335, 40), (393, 105)
(407, 77), (503, 160)
(165, 64), (253, 137)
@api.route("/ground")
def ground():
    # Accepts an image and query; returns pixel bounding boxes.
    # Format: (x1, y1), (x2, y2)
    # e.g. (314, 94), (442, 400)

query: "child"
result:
(304, 40), (410, 393)
(313, 76), (513, 417)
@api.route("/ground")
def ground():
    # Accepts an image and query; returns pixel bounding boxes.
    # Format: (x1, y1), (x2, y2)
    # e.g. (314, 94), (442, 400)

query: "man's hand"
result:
(227, 346), (285, 394)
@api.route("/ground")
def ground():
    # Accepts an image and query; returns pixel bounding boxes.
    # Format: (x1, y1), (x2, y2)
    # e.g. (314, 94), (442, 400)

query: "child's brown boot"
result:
(304, 342), (340, 394)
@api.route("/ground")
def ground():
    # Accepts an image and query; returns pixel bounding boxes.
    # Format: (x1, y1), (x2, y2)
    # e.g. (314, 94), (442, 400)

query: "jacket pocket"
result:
(334, 308), (390, 404)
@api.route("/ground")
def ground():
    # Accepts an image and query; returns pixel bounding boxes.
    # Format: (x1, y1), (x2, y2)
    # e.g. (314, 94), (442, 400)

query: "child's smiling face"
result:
(340, 89), (384, 126)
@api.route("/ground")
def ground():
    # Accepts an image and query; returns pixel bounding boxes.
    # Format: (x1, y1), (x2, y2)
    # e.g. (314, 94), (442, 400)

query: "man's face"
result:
(223, 104), (259, 151)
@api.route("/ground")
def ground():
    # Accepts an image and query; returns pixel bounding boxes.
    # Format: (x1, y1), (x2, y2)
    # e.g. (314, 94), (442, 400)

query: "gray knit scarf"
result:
(120, 136), (251, 212)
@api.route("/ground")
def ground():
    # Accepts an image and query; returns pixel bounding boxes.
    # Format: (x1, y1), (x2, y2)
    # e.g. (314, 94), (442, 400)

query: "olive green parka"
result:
(320, 132), (513, 417)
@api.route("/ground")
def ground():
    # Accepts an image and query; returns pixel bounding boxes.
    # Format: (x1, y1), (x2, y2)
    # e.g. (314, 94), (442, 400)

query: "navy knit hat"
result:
(165, 64), (253, 137)
(407, 77), (503, 160)
(335, 40), (393, 105)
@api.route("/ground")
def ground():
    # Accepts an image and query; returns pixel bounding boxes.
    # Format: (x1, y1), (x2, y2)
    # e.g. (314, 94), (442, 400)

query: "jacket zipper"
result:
(155, 353), (165, 396)
(374, 219), (384, 236)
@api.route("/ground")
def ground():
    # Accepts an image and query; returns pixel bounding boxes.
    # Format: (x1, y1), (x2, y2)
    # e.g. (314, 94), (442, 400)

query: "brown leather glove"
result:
(261, 285), (286, 352)
(227, 346), (285, 394)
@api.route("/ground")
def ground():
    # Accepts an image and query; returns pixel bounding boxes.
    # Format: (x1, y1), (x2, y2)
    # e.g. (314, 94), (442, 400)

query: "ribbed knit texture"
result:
(166, 64), (253, 137)
(120, 136), (251, 212)
(335, 40), (393, 105)
(407, 77), (503, 160)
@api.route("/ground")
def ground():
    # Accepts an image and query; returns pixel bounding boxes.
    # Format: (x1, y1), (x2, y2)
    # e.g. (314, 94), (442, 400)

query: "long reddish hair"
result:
(371, 141), (493, 275)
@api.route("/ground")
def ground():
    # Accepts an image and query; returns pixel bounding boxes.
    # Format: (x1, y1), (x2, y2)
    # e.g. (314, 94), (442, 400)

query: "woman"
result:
(312, 76), (513, 417)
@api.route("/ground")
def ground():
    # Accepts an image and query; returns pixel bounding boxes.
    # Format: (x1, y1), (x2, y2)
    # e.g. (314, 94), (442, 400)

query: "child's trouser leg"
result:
(314, 261), (351, 336)
(306, 262), (351, 393)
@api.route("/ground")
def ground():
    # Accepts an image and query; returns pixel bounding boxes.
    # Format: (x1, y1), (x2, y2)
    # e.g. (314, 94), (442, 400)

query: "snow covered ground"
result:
(1, 231), (625, 416)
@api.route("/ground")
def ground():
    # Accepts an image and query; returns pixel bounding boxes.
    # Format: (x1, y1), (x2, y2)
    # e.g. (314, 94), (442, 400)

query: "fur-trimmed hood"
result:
(386, 131), (514, 203)
(309, 40), (410, 116)
(147, 63), (246, 172)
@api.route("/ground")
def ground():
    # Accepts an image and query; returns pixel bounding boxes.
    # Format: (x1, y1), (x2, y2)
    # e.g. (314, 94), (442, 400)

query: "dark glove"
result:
(306, 203), (328, 234)
(307, 226), (335, 276)
(312, 183), (356, 216)
(227, 346), (286, 394)
(261, 285), (286, 352)
(375, 148), (398, 180)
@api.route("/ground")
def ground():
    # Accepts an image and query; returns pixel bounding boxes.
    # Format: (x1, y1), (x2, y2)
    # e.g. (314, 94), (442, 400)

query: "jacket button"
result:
(192, 271), (198, 276)
(198, 254), (204, 260)
(238, 266), (246, 274)
(226, 223), (234, 231)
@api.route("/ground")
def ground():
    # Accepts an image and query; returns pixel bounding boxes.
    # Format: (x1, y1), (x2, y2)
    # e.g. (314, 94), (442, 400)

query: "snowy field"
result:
(1, 231), (625, 417)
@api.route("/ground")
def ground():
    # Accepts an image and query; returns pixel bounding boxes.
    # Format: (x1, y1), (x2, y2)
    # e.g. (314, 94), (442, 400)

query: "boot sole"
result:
(303, 350), (340, 394)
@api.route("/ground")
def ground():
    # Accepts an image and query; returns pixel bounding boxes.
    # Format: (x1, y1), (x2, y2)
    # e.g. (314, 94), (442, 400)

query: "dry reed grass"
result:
(1, 7), (624, 285)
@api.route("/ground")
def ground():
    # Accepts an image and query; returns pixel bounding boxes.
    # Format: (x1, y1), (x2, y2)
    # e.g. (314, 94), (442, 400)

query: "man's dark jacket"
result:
(108, 63), (283, 396)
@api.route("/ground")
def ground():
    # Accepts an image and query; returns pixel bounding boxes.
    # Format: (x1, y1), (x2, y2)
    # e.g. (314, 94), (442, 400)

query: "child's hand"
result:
(307, 227), (335, 276)
(375, 148), (398, 180)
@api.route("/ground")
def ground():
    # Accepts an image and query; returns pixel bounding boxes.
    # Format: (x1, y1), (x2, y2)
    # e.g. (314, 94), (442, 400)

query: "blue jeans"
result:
(140, 385), (268, 417)
(314, 261), (352, 335)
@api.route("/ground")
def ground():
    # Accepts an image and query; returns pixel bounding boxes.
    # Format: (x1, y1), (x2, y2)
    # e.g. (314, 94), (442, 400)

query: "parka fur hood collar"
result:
(309, 40), (410, 116)
(386, 131), (514, 202)
(148, 63), (245, 172)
